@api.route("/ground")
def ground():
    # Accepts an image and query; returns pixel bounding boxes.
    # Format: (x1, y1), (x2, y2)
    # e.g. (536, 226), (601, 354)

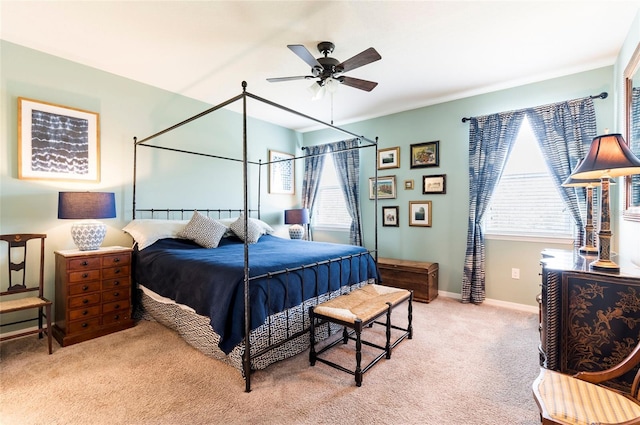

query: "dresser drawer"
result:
(102, 265), (130, 280)
(68, 281), (101, 296)
(102, 289), (129, 303)
(103, 310), (130, 325)
(68, 269), (101, 283)
(103, 299), (130, 314)
(67, 317), (101, 334)
(68, 257), (101, 270)
(68, 306), (101, 321)
(102, 277), (129, 290)
(102, 253), (131, 268)
(68, 293), (101, 308)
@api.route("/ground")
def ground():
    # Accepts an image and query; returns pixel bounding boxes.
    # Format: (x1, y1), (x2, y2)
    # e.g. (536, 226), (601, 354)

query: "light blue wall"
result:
(0, 39), (620, 316)
(304, 67), (614, 306)
(0, 41), (299, 318)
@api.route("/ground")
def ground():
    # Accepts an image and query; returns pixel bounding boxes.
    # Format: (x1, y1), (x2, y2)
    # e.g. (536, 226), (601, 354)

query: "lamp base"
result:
(578, 245), (598, 255)
(71, 221), (107, 251)
(590, 258), (620, 272)
(288, 224), (305, 240)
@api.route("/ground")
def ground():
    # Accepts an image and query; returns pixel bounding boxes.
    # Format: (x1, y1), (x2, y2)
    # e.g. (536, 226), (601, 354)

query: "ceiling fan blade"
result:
(267, 75), (314, 82)
(337, 47), (381, 73)
(287, 44), (322, 68)
(340, 76), (378, 92)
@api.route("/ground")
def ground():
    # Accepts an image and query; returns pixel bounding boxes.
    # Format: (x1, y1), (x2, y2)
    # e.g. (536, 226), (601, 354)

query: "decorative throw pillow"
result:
(229, 215), (264, 244)
(122, 219), (188, 250)
(178, 211), (227, 248)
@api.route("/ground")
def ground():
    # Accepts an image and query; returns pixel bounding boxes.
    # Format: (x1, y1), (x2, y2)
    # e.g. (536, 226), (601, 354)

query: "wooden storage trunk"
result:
(377, 258), (438, 303)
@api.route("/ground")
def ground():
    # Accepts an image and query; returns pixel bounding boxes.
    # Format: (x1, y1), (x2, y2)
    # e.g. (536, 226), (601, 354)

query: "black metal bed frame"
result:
(132, 81), (379, 392)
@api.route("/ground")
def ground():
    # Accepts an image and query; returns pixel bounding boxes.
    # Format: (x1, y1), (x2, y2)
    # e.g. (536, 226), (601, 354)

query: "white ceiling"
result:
(2, 1), (640, 132)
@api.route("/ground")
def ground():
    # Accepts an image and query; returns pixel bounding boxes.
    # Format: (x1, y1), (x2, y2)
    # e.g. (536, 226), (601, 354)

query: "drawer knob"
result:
(83, 299), (89, 304)
(82, 310), (88, 316)
(81, 261), (89, 266)
(82, 273), (89, 278)
(114, 268), (121, 274)
(81, 323), (88, 328)
(82, 285), (89, 291)
(113, 280), (120, 286)
(114, 314), (120, 320)
(114, 258), (120, 263)
(114, 292), (120, 297)
(114, 304), (120, 309)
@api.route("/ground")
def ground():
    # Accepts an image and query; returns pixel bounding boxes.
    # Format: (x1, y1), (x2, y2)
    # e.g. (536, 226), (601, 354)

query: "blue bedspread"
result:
(134, 235), (378, 354)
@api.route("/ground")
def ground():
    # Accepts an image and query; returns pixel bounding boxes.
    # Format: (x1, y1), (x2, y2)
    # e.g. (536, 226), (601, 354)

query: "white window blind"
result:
(312, 155), (352, 229)
(484, 117), (574, 239)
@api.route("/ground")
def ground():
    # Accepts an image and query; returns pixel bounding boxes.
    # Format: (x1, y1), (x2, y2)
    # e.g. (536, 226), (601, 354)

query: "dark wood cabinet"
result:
(52, 246), (134, 346)
(377, 258), (438, 303)
(539, 249), (640, 391)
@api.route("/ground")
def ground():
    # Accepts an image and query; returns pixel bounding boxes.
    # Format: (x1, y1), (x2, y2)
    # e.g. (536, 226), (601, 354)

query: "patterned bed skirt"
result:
(137, 280), (371, 376)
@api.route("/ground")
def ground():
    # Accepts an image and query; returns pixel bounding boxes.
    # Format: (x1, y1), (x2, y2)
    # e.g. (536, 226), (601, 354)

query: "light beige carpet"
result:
(0, 296), (541, 425)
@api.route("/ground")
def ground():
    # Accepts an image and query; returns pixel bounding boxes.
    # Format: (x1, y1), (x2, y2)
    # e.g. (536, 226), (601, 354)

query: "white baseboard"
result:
(437, 291), (538, 314)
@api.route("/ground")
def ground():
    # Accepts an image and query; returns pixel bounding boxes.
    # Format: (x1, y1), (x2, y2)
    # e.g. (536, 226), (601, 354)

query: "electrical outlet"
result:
(511, 268), (520, 279)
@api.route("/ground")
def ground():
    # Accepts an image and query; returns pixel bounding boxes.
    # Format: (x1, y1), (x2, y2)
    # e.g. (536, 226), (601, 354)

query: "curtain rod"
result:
(460, 91), (608, 123)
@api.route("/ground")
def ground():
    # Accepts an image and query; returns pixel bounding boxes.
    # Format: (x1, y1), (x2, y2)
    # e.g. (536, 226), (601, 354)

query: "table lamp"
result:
(284, 208), (309, 240)
(569, 133), (640, 270)
(561, 172), (601, 254)
(58, 192), (116, 250)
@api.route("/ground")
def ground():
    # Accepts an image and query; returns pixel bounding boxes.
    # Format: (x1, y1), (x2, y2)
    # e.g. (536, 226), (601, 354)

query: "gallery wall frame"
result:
(369, 175), (397, 199)
(382, 206), (399, 227)
(409, 200), (432, 227)
(377, 146), (400, 169)
(410, 140), (439, 169)
(422, 174), (446, 194)
(18, 97), (100, 182)
(268, 150), (294, 194)
(404, 179), (414, 190)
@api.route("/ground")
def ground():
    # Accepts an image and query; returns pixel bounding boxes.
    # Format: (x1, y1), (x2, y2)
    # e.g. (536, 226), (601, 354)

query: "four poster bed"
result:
(129, 82), (380, 391)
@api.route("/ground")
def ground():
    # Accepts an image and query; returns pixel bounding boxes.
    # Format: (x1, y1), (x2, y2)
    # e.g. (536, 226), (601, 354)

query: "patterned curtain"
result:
(331, 138), (363, 246)
(526, 97), (597, 249)
(463, 111), (525, 303)
(301, 144), (328, 240)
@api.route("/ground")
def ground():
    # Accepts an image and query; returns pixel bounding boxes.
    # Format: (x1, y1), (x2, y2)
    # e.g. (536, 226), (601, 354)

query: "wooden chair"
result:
(0, 234), (52, 354)
(532, 340), (640, 425)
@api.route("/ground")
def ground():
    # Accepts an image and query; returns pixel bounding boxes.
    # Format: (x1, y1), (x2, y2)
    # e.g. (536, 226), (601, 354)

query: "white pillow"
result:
(178, 211), (227, 248)
(218, 217), (275, 236)
(228, 215), (264, 244)
(122, 219), (188, 250)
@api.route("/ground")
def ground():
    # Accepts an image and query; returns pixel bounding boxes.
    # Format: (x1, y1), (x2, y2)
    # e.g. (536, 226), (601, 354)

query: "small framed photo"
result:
(410, 141), (439, 169)
(422, 174), (446, 194)
(404, 179), (414, 190)
(269, 150), (294, 194)
(369, 175), (397, 199)
(18, 97), (100, 182)
(409, 201), (432, 227)
(378, 147), (400, 169)
(382, 206), (399, 227)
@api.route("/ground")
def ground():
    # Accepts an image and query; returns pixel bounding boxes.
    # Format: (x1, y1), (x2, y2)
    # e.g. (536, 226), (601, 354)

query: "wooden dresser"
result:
(377, 257), (438, 303)
(539, 249), (640, 391)
(52, 246), (134, 346)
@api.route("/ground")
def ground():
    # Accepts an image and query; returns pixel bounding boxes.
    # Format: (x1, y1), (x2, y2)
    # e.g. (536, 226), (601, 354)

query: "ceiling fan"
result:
(267, 42), (382, 96)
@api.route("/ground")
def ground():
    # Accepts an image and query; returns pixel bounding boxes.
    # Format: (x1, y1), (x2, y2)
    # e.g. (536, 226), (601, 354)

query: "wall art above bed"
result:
(18, 97), (100, 182)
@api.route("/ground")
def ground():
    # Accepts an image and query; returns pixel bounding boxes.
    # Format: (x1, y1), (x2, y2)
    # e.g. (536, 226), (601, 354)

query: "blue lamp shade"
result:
(284, 208), (309, 240)
(58, 192), (116, 251)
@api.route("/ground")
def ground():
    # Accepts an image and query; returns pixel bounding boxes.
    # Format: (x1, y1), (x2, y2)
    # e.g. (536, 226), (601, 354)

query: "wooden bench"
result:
(308, 284), (413, 386)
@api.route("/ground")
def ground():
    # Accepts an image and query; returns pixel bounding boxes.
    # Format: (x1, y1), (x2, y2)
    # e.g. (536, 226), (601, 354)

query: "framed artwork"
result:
(410, 141), (439, 168)
(404, 179), (414, 190)
(382, 206), (399, 227)
(422, 174), (446, 194)
(269, 150), (294, 194)
(409, 200), (432, 227)
(378, 147), (400, 169)
(18, 97), (100, 181)
(369, 175), (397, 199)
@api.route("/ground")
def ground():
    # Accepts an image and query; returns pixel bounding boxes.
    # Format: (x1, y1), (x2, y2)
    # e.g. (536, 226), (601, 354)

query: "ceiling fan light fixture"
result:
(325, 78), (339, 93)
(308, 81), (325, 100)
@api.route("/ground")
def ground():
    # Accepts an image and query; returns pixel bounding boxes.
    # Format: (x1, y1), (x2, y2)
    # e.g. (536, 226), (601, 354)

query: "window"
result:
(312, 154), (352, 229)
(484, 117), (574, 240)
